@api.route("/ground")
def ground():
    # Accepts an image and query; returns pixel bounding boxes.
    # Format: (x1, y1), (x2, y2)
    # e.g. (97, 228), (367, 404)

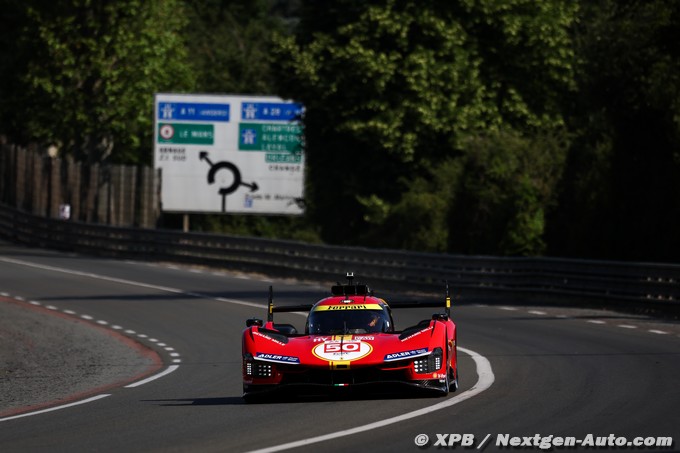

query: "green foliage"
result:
(182, 0), (288, 94)
(548, 0), (680, 260)
(3, 0), (195, 164)
(273, 0), (577, 251)
(188, 213), (321, 243)
(449, 129), (568, 255)
(359, 159), (462, 252)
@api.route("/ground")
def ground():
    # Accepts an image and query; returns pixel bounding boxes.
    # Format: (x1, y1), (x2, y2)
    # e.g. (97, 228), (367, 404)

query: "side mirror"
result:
(246, 318), (264, 327)
(432, 313), (449, 321)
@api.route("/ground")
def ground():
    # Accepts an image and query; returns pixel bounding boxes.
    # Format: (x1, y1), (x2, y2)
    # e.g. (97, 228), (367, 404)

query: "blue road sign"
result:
(158, 102), (230, 122)
(241, 102), (303, 121)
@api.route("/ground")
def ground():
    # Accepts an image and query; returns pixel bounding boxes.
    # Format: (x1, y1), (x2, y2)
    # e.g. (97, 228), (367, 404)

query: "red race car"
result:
(242, 273), (458, 400)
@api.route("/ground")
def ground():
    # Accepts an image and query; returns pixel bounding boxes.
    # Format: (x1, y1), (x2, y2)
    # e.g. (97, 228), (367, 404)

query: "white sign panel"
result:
(154, 93), (304, 214)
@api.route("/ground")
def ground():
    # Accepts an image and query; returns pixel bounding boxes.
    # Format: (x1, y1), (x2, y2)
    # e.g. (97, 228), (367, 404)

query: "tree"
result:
(0, 0), (195, 164)
(450, 130), (568, 255)
(182, 0), (290, 94)
(548, 0), (680, 261)
(272, 0), (577, 252)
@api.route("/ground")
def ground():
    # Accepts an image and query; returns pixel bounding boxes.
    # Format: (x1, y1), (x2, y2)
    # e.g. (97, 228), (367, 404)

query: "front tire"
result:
(449, 366), (459, 392)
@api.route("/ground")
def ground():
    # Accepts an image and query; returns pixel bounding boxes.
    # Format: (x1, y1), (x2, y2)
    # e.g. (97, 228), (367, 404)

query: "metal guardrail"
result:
(1, 203), (679, 315)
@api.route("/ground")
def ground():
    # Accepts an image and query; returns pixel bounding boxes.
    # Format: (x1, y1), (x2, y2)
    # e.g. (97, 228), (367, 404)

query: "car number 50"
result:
(324, 342), (360, 353)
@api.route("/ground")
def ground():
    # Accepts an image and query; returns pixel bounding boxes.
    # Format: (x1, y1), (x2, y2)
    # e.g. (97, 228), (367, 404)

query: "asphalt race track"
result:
(1, 241), (679, 452)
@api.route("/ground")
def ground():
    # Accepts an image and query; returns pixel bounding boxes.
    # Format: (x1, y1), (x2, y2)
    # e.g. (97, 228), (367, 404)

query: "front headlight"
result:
(413, 347), (443, 374)
(244, 354), (275, 378)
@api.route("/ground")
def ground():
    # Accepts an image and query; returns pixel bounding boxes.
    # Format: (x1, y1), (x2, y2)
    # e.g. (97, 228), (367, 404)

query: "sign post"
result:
(154, 93), (304, 215)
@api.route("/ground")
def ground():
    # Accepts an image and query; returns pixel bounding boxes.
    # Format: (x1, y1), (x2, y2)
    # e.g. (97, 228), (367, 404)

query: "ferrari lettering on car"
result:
(313, 304), (383, 311)
(241, 273), (459, 401)
(384, 348), (429, 361)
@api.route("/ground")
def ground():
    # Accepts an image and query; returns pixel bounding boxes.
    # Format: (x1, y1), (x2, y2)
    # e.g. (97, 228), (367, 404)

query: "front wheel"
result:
(449, 366), (459, 392)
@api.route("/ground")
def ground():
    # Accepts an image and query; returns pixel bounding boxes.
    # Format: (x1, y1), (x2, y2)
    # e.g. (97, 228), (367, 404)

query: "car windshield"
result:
(307, 309), (388, 335)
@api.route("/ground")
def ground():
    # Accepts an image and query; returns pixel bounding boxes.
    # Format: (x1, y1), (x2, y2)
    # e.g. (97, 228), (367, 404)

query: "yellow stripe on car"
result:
(329, 360), (351, 370)
(313, 303), (383, 311)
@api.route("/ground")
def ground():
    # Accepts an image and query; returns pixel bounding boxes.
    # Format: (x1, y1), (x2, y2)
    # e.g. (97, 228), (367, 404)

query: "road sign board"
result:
(241, 102), (302, 121)
(158, 102), (230, 122)
(158, 123), (214, 145)
(154, 94), (305, 215)
(238, 123), (302, 152)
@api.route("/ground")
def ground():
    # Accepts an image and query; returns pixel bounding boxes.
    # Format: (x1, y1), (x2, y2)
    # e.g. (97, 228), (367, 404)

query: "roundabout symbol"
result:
(199, 151), (258, 212)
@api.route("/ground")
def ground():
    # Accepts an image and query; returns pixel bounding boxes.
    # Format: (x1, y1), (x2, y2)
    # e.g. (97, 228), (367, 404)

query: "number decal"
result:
(313, 341), (372, 361)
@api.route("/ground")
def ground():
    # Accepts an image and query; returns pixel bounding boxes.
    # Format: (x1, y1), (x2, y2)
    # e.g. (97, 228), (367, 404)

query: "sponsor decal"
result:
(312, 303), (383, 311)
(253, 331), (286, 346)
(312, 335), (373, 343)
(312, 340), (373, 362)
(255, 353), (300, 364)
(384, 348), (429, 361)
(400, 326), (433, 342)
(332, 335), (354, 341)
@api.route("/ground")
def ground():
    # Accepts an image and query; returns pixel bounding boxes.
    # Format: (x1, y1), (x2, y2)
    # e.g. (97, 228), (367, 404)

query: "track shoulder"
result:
(0, 297), (162, 418)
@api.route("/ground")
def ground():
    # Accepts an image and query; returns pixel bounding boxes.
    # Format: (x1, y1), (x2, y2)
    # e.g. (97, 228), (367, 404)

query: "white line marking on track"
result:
(0, 394), (111, 422)
(243, 347), (494, 453)
(618, 324), (637, 329)
(125, 365), (180, 388)
(0, 255), (267, 311)
(528, 310), (547, 315)
(587, 320), (606, 324)
(0, 257), (194, 296)
(649, 329), (669, 335)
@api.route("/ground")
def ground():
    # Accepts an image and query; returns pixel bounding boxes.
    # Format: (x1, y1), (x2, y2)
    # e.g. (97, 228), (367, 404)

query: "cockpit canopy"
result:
(306, 306), (393, 335)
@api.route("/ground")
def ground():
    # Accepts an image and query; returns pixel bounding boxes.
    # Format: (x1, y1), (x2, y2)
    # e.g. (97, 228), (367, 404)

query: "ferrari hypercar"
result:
(242, 273), (458, 400)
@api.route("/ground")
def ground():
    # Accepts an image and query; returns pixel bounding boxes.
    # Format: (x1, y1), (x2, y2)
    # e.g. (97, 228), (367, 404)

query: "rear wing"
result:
(266, 286), (313, 322)
(387, 283), (453, 318)
(264, 280), (453, 323)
